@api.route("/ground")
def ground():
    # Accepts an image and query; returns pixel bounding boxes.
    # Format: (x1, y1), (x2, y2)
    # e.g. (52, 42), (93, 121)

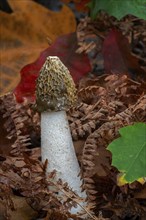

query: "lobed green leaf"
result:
(88, 0), (146, 20)
(107, 123), (146, 183)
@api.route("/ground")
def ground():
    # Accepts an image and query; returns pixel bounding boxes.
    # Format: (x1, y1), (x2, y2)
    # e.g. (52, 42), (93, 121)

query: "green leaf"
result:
(88, 0), (146, 20)
(107, 123), (146, 183)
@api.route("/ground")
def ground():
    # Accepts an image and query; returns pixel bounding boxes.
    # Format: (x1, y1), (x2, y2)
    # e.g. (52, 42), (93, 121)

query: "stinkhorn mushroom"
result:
(35, 56), (86, 214)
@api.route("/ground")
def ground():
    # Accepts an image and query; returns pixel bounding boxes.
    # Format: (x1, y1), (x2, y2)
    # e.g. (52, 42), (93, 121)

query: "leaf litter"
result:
(0, 5), (146, 220)
(0, 72), (146, 219)
(0, 0), (76, 96)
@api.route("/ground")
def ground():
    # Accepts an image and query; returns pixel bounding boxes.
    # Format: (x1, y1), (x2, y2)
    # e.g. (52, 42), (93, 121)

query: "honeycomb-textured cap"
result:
(35, 56), (77, 112)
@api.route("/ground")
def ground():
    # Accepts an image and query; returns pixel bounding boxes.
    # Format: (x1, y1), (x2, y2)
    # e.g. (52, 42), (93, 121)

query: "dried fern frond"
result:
(0, 93), (31, 156)
(77, 15), (146, 70)
(68, 73), (146, 209)
(110, 94), (146, 123)
(105, 74), (146, 105)
(0, 181), (14, 219)
(78, 86), (106, 104)
(81, 121), (125, 202)
(132, 94), (146, 122)
(0, 71), (145, 219)
(0, 93), (41, 156)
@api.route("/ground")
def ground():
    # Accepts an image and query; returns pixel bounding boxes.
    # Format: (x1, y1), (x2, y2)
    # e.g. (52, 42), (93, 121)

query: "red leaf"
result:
(62, 0), (90, 12)
(102, 29), (146, 79)
(75, 0), (90, 12)
(14, 32), (91, 102)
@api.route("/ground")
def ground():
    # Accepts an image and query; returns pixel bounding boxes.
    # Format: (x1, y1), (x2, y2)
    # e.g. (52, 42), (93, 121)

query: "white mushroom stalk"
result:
(35, 56), (86, 214)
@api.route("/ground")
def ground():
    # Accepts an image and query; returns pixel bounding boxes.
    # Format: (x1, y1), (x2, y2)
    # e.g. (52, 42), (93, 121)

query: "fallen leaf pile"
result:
(76, 14), (146, 75)
(0, 0), (76, 95)
(0, 72), (146, 219)
(0, 1), (146, 220)
(0, 93), (89, 219)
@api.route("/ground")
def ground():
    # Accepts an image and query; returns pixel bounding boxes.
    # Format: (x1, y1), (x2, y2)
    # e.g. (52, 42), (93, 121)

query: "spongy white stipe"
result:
(41, 111), (86, 214)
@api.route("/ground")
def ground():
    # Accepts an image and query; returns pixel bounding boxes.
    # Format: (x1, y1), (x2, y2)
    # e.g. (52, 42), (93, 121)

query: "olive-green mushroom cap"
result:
(35, 56), (77, 112)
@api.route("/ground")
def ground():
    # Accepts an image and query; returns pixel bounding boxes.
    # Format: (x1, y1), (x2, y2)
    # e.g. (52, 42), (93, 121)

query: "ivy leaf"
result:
(107, 123), (146, 183)
(88, 0), (146, 20)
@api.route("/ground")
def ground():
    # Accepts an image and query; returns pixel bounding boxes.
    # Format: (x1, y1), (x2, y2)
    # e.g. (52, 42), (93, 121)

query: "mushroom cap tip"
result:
(35, 56), (77, 112)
